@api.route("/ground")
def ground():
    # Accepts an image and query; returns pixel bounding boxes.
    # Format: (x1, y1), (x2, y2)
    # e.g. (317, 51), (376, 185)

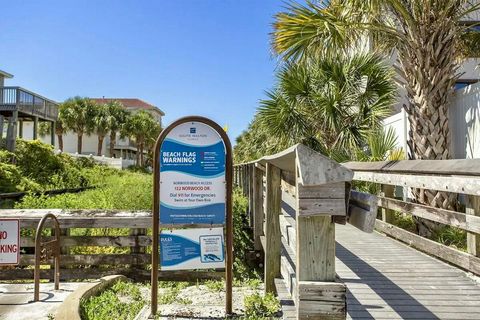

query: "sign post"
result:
(151, 116), (233, 316)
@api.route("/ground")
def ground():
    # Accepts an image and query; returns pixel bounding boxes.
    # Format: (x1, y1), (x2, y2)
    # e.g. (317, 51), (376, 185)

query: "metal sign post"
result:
(151, 116), (233, 316)
(34, 213), (61, 302)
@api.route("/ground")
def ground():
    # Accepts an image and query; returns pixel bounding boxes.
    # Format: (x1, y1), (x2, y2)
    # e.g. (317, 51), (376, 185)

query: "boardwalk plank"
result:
(336, 224), (480, 320)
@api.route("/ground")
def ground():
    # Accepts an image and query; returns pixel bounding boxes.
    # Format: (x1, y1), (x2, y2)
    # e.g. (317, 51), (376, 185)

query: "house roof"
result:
(90, 98), (165, 116)
(0, 69), (14, 79)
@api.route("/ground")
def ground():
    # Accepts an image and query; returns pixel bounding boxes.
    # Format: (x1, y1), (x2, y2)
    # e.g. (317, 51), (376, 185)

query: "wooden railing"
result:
(0, 209), (223, 282)
(0, 86), (58, 121)
(344, 159), (480, 275)
(235, 146), (480, 318)
(234, 144), (360, 320)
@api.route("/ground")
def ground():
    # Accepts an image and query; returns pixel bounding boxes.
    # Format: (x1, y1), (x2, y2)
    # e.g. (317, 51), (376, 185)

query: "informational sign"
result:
(0, 219), (19, 265)
(151, 116), (233, 316)
(160, 121), (226, 224)
(160, 227), (225, 270)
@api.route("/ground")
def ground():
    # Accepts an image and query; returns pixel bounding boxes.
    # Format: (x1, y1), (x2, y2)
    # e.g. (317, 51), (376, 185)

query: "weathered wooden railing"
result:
(344, 159), (480, 275)
(235, 146), (480, 319)
(0, 209), (223, 281)
(234, 144), (374, 320)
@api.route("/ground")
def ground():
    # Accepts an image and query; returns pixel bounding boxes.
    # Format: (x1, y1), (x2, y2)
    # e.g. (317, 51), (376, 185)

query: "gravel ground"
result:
(137, 283), (280, 319)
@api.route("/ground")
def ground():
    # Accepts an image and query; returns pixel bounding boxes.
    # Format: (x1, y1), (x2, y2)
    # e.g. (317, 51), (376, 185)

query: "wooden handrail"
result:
(0, 209), (224, 282)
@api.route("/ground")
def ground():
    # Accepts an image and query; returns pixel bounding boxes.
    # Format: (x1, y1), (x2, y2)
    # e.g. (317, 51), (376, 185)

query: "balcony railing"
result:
(0, 86), (58, 121)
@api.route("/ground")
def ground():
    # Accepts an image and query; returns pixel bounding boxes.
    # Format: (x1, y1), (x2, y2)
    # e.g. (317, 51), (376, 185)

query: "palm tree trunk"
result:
(57, 134), (64, 151)
(97, 135), (104, 156)
(400, 18), (458, 236)
(109, 131), (116, 157)
(77, 134), (83, 154)
(140, 143), (145, 167)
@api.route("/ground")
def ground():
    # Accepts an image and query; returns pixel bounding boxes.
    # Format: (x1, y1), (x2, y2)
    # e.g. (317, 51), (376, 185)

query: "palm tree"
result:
(256, 53), (396, 155)
(105, 100), (128, 157)
(92, 103), (109, 156)
(61, 97), (97, 154)
(272, 0), (480, 211)
(123, 110), (161, 166)
(38, 106), (66, 151)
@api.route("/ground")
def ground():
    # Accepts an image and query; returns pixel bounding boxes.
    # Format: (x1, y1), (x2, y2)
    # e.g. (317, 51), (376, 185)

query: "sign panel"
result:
(160, 227), (225, 270)
(160, 121), (226, 224)
(0, 219), (19, 265)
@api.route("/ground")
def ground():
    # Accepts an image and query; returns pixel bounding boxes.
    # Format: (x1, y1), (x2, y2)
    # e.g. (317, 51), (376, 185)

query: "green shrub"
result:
(74, 156), (97, 169)
(432, 226), (467, 251)
(10, 139), (89, 190)
(80, 281), (144, 320)
(0, 162), (41, 193)
(244, 292), (280, 319)
(126, 165), (150, 174)
(232, 189), (258, 281)
(15, 169), (151, 210)
(0, 150), (14, 162)
(15, 139), (65, 185)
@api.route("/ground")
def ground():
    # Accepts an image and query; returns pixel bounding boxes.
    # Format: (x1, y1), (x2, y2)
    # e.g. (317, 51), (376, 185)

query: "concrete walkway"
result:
(0, 282), (82, 320)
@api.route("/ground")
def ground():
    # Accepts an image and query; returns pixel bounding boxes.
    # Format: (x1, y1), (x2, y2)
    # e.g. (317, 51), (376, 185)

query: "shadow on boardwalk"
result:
(335, 224), (480, 320)
(337, 243), (439, 320)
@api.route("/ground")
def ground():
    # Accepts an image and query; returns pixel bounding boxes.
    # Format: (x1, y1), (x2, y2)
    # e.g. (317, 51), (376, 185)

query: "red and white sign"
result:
(0, 219), (20, 265)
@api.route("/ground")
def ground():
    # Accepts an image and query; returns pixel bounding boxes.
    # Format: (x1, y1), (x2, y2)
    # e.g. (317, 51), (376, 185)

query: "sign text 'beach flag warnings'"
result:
(160, 121), (226, 225)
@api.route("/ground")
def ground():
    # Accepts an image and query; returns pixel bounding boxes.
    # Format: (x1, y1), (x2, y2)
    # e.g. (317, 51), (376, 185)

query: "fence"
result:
(68, 153), (136, 169)
(0, 209), (223, 282)
(344, 159), (480, 275)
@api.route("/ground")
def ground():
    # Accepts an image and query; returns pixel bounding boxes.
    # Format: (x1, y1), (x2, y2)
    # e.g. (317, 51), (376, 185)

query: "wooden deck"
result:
(336, 224), (480, 320)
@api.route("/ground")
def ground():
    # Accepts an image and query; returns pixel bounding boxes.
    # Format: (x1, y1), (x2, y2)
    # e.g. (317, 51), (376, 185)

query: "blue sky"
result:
(0, 0), (285, 142)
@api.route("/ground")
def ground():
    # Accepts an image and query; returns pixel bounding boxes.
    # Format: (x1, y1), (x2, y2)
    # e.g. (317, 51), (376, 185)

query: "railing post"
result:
(50, 121), (56, 146)
(6, 110), (18, 151)
(293, 147), (349, 320)
(248, 164), (255, 227)
(381, 184), (395, 223)
(130, 227), (146, 276)
(33, 116), (38, 140)
(467, 196), (480, 257)
(253, 165), (264, 251)
(0, 115), (4, 146)
(264, 163), (281, 293)
(18, 120), (23, 138)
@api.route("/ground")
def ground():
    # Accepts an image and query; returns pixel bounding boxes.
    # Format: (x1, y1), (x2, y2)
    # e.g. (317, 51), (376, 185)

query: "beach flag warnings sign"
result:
(151, 116), (233, 316)
(0, 219), (20, 265)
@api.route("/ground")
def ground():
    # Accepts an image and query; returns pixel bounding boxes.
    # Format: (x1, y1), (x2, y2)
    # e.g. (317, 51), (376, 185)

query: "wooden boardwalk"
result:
(336, 224), (480, 320)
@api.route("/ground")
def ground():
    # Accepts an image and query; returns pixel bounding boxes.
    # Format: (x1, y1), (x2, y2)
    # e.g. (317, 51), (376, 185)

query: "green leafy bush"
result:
(0, 139), (93, 192)
(244, 292), (280, 319)
(0, 162), (41, 192)
(0, 150), (14, 162)
(16, 169), (151, 210)
(432, 226), (467, 251)
(80, 281), (145, 320)
(232, 189), (258, 281)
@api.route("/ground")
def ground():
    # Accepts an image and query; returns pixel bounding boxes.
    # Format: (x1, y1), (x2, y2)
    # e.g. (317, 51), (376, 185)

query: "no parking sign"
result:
(0, 219), (20, 265)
